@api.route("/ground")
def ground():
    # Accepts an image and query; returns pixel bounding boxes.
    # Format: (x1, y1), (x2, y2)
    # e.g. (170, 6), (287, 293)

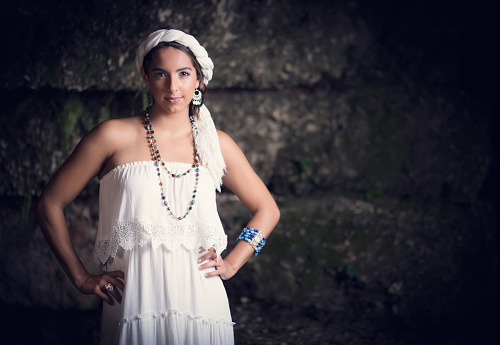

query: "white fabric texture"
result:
(135, 29), (213, 85)
(193, 104), (226, 191)
(96, 161), (234, 345)
(135, 29), (226, 190)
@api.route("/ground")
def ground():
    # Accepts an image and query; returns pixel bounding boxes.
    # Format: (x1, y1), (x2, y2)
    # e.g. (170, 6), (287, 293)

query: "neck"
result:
(147, 105), (191, 134)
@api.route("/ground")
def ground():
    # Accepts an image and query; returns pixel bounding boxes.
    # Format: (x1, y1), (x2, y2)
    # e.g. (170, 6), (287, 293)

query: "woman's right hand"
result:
(76, 271), (125, 306)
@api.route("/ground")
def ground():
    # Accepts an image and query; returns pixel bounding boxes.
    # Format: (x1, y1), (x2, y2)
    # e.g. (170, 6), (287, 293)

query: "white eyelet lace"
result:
(95, 217), (227, 264)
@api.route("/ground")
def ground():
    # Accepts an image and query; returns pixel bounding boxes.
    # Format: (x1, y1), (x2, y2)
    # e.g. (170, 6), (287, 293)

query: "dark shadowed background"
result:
(0, 0), (498, 344)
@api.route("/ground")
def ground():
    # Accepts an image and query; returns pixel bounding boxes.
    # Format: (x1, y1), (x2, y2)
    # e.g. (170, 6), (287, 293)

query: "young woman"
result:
(35, 28), (280, 345)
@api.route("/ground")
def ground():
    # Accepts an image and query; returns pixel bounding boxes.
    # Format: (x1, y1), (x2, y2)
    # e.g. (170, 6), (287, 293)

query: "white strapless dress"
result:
(95, 161), (234, 345)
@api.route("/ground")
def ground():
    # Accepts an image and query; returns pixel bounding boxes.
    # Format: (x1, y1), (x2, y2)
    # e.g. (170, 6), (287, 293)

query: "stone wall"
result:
(0, 0), (497, 343)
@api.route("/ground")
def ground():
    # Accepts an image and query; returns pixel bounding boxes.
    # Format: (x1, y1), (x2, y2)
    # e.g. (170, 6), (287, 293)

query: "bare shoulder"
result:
(91, 115), (142, 143)
(217, 129), (231, 142)
(217, 130), (251, 171)
(82, 115), (142, 155)
(217, 130), (239, 153)
(87, 115), (145, 178)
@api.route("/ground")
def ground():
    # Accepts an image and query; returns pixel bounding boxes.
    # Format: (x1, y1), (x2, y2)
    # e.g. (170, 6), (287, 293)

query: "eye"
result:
(180, 71), (191, 77)
(154, 72), (166, 78)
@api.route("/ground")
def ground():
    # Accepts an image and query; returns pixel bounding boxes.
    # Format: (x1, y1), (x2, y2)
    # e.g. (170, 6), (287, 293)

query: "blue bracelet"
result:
(237, 227), (266, 256)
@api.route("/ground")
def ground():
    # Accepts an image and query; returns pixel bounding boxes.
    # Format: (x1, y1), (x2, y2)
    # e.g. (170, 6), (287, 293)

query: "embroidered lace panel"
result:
(95, 217), (227, 264)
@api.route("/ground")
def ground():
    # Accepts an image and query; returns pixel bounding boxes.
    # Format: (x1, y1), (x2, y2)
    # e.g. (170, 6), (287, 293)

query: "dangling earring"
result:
(147, 89), (154, 106)
(192, 88), (202, 105)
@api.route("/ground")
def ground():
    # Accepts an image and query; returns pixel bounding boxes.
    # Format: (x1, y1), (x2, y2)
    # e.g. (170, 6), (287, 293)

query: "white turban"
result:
(135, 29), (225, 190)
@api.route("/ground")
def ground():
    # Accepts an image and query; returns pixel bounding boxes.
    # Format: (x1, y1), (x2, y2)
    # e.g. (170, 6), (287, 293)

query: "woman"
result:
(35, 28), (280, 345)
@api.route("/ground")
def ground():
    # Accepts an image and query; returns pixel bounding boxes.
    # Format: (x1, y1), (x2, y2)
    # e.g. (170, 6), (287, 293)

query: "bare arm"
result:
(199, 130), (280, 279)
(35, 121), (125, 305)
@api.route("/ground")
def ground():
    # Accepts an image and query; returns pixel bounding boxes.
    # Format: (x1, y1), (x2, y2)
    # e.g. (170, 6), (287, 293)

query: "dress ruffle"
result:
(114, 310), (234, 345)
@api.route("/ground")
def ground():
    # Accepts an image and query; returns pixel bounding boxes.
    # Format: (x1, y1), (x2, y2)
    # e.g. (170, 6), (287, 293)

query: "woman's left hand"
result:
(197, 247), (237, 280)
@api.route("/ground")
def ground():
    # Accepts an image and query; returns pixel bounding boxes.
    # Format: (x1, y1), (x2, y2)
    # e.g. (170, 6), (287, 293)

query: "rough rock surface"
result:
(1, 0), (370, 92)
(0, 0), (497, 344)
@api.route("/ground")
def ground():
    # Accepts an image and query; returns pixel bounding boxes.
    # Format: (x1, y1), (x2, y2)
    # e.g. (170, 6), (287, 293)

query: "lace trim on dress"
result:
(117, 309), (235, 328)
(94, 217), (227, 264)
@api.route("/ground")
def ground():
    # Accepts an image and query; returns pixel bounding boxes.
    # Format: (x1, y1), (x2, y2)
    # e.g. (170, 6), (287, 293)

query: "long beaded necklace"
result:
(144, 108), (200, 220)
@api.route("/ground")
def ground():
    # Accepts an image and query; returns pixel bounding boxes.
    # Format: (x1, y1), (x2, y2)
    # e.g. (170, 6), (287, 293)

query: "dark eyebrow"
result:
(151, 67), (193, 73)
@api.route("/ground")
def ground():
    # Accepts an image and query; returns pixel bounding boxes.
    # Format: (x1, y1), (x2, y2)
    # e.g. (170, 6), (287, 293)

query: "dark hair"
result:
(142, 41), (207, 117)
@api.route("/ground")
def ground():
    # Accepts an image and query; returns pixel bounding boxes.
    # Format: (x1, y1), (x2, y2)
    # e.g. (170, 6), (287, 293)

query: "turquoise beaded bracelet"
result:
(237, 227), (266, 256)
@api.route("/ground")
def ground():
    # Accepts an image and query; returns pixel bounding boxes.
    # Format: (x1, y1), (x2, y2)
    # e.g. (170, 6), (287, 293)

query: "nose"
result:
(166, 75), (178, 92)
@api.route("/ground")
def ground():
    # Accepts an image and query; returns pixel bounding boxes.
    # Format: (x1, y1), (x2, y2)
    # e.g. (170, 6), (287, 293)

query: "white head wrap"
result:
(135, 29), (225, 190)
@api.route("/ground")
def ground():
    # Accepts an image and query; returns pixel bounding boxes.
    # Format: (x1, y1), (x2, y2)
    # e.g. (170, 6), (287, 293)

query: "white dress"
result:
(94, 161), (234, 345)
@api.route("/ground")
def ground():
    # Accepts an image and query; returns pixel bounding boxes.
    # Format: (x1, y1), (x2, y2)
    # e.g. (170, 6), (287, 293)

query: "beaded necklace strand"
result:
(144, 108), (200, 220)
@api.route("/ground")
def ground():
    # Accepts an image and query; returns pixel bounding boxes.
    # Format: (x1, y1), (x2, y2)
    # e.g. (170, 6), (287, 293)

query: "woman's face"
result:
(142, 47), (200, 115)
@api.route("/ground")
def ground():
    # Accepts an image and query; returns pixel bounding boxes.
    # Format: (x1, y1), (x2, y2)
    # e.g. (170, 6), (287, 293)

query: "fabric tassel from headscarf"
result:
(195, 104), (226, 191)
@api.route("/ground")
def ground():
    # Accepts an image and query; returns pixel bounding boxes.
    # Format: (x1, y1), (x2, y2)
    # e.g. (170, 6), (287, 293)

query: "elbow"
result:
(34, 193), (55, 227)
(270, 200), (280, 227)
(274, 203), (281, 223)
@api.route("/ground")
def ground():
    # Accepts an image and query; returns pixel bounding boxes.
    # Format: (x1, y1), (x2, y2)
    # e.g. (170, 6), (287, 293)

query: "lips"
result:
(165, 97), (183, 104)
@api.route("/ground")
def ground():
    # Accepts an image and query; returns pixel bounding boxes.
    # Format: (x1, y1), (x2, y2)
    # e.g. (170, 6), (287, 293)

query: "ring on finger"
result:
(104, 283), (114, 292)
